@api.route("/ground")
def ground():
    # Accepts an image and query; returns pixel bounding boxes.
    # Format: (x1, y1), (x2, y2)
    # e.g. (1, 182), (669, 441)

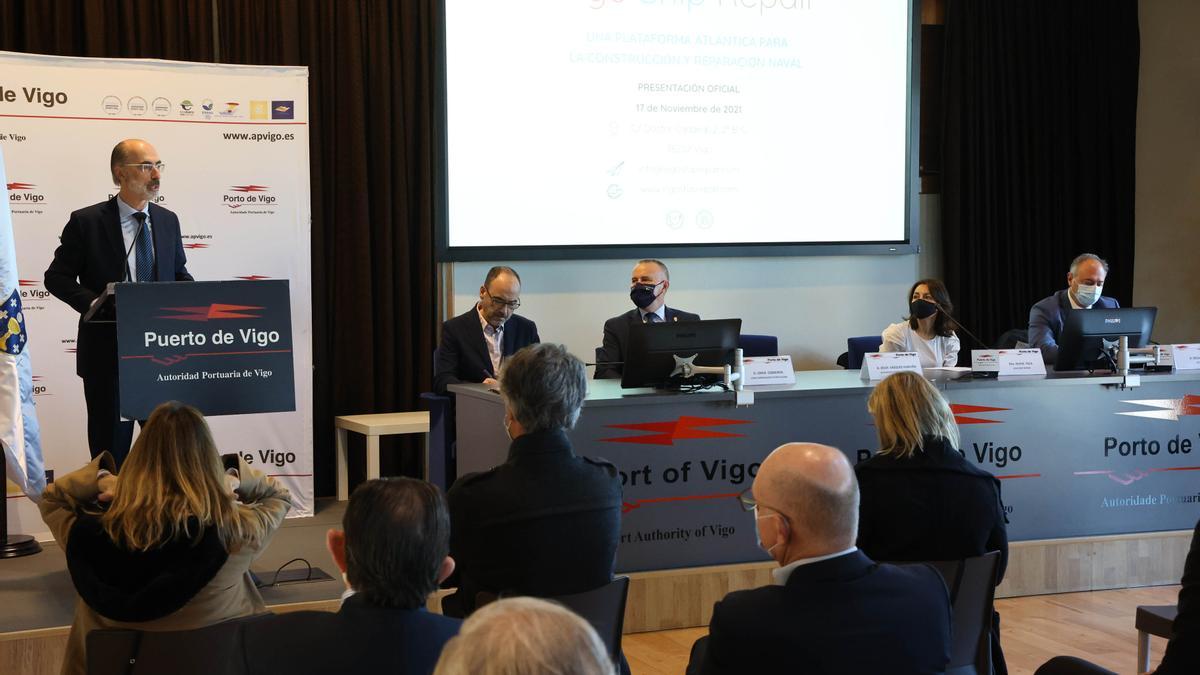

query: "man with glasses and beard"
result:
(433, 265), (540, 394)
(45, 138), (193, 469)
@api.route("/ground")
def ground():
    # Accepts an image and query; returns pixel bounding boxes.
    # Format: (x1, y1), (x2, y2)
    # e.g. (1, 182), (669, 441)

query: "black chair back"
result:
(992, 328), (1029, 349)
(548, 576), (630, 665)
(927, 551), (1001, 675)
(87, 618), (251, 675)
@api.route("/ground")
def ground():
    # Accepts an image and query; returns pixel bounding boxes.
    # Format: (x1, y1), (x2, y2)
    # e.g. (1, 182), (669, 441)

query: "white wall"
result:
(449, 196), (938, 372)
(1134, 0), (1200, 343)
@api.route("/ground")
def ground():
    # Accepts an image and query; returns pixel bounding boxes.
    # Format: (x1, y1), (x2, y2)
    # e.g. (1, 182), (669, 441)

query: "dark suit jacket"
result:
(1028, 289), (1120, 364)
(242, 594), (461, 675)
(446, 428), (622, 614)
(434, 307), (539, 394)
(855, 435), (1009, 583)
(1158, 518), (1200, 674)
(594, 306), (700, 379)
(45, 198), (192, 378)
(686, 550), (951, 675)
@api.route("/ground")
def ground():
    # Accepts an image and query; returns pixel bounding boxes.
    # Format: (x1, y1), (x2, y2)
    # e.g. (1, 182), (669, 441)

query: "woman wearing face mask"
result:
(880, 278), (961, 368)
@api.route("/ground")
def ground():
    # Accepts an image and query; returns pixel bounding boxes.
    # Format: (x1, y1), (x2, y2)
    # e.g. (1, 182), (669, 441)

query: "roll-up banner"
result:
(1, 51), (314, 536)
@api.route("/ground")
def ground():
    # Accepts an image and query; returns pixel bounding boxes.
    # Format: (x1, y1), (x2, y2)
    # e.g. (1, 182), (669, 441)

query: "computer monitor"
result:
(621, 319), (742, 389)
(1054, 307), (1157, 372)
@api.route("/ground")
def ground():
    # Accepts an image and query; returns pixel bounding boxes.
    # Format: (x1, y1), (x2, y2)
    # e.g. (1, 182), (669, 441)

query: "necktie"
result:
(645, 313), (661, 324)
(132, 212), (154, 282)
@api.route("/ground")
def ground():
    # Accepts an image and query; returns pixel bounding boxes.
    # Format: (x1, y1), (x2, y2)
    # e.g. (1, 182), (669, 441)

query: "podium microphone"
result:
(934, 302), (989, 350)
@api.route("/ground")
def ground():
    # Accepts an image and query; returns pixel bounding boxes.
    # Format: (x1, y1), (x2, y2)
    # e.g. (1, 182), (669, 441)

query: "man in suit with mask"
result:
(687, 443), (952, 675)
(45, 138), (193, 469)
(594, 259), (699, 379)
(1028, 253), (1120, 364)
(434, 266), (539, 394)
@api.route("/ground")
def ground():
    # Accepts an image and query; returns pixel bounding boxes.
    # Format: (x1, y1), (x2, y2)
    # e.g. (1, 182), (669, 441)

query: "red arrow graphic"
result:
(622, 492), (741, 514)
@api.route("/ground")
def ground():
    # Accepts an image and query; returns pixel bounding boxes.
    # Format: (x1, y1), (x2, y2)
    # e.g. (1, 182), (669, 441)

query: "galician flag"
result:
(0, 145), (44, 500)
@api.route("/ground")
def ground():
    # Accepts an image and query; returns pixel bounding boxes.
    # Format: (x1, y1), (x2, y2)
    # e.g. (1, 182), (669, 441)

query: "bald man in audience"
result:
(686, 443), (952, 675)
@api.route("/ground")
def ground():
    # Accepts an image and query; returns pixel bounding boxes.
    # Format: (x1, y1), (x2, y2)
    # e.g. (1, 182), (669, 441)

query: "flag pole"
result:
(0, 141), (43, 559)
(1, 482), (41, 558)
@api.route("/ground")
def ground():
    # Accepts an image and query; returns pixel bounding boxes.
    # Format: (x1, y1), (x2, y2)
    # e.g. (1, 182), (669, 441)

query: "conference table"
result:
(451, 369), (1200, 574)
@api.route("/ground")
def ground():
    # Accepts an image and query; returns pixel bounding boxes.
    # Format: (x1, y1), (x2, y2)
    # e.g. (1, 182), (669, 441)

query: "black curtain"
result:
(0, 0), (439, 497)
(941, 0), (1139, 346)
(0, 0), (215, 59)
(217, 0), (439, 495)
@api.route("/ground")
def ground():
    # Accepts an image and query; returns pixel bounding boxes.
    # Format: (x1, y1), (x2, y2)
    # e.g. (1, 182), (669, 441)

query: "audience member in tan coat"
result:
(40, 401), (291, 675)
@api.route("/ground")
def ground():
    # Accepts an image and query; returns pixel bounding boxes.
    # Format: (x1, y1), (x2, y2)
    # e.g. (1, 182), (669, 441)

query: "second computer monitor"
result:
(622, 318), (742, 389)
(1055, 306), (1157, 371)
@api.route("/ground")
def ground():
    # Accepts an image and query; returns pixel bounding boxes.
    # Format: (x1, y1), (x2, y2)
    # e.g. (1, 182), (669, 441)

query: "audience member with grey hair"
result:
(1028, 251), (1120, 364)
(444, 343), (622, 618)
(433, 597), (615, 675)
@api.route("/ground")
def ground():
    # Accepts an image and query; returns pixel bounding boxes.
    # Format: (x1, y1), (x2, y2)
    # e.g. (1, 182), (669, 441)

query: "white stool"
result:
(334, 411), (430, 500)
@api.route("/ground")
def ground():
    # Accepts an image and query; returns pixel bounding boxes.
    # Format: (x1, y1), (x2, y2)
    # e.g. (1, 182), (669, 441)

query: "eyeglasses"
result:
(123, 161), (166, 174)
(736, 487), (757, 512)
(486, 292), (520, 310)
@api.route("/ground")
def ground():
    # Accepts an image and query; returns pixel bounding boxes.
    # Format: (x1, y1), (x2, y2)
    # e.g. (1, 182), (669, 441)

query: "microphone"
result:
(934, 302), (989, 350)
(585, 361), (624, 368)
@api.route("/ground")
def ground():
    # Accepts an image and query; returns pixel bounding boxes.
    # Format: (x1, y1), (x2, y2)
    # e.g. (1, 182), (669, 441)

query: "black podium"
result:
(109, 280), (297, 419)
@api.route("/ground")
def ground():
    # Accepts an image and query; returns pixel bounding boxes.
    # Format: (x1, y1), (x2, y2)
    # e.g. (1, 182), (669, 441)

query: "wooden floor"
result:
(622, 584), (1180, 675)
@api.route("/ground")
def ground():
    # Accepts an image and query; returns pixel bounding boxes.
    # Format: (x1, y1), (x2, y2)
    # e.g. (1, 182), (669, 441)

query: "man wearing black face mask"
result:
(594, 259), (699, 379)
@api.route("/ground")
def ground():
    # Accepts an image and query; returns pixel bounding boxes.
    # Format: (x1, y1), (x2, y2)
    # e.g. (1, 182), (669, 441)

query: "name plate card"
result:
(997, 348), (1047, 376)
(861, 352), (922, 380)
(741, 355), (796, 386)
(971, 349), (1001, 372)
(1171, 344), (1200, 370)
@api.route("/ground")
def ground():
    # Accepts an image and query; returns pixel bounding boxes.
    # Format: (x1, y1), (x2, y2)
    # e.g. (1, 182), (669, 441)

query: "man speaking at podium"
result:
(45, 139), (193, 468)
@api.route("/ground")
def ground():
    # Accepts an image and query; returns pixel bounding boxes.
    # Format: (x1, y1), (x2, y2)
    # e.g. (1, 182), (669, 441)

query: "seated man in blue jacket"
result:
(243, 478), (461, 675)
(687, 443), (952, 675)
(1028, 253), (1119, 364)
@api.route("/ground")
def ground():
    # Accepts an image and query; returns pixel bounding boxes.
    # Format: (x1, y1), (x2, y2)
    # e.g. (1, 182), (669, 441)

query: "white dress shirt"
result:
(477, 306), (504, 376)
(772, 546), (859, 585)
